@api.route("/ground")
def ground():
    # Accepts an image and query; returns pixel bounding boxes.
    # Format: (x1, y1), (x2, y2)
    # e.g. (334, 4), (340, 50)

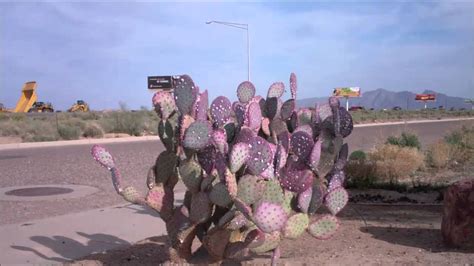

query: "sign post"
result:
(333, 87), (361, 111)
(415, 94), (436, 109)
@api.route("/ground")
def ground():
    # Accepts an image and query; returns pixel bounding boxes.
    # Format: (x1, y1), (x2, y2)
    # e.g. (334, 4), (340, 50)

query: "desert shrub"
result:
(386, 132), (421, 150)
(58, 125), (81, 140)
(21, 120), (59, 142)
(0, 113), (10, 121)
(11, 113), (26, 121)
(83, 123), (104, 138)
(349, 150), (367, 161)
(443, 126), (474, 165)
(98, 111), (147, 136)
(426, 141), (451, 169)
(345, 160), (376, 188)
(369, 144), (425, 184)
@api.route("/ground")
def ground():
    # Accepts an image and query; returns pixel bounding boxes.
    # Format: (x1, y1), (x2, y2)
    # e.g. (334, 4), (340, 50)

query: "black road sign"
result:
(148, 76), (173, 90)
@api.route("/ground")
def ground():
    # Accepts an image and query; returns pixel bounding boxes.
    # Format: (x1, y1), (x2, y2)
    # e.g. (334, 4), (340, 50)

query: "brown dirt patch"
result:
(72, 204), (474, 265)
(0, 136), (22, 144)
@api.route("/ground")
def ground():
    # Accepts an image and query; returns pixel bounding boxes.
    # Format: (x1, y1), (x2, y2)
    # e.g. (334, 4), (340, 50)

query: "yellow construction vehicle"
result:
(68, 100), (89, 112)
(14, 81), (38, 112)
(28, 101), (54, 112)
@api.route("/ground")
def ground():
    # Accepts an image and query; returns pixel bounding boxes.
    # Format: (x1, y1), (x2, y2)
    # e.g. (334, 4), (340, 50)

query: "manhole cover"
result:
(0, 185), (99, 201)
(5, 187), (74, 197)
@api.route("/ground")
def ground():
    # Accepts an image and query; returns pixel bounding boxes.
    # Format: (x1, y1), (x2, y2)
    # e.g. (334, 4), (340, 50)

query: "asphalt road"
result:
(0, 119), (472, 225)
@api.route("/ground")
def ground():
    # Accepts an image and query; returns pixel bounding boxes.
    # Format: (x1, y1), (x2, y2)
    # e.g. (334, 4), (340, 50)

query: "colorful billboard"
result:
(333, 87), (361, 97)
(415, 94), (436, 101)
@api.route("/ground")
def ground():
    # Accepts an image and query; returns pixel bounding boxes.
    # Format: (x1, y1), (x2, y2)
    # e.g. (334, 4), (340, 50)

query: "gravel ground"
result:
(73, 204), (474, 265)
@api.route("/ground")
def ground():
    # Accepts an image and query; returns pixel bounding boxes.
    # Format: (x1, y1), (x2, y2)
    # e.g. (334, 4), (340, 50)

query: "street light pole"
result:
(206, 20), (250, 81)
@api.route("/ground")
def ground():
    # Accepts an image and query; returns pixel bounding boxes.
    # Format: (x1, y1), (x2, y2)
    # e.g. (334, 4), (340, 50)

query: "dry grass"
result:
(369, 144), (425, 184)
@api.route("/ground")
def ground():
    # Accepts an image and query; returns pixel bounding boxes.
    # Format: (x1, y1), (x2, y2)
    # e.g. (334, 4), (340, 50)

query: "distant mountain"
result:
(297, 88), (472, 110)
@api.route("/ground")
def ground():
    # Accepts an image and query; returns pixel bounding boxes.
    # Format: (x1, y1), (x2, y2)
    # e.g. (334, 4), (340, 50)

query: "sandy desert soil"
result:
(72, 204), (474, 265)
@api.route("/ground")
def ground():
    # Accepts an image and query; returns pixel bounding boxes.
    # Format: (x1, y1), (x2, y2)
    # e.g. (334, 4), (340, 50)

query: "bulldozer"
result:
(28, 101), (54, 112)
(68, 100), (89, 112)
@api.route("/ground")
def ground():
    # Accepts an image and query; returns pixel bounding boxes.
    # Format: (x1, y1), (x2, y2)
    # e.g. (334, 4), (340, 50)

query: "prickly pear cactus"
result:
(90, 73), (354, 265)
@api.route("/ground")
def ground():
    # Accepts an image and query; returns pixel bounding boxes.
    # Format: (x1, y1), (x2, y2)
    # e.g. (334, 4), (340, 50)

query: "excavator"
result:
(68, 100), (89, 112)
(2, 81), (54, 112)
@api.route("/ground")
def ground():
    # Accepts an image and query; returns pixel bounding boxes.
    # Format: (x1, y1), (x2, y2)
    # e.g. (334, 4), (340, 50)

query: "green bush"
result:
(58, 125), (81, 140)
(386, 132), (421, 150)
(83, 123), (104, 138)
(349, 150), (367, 161)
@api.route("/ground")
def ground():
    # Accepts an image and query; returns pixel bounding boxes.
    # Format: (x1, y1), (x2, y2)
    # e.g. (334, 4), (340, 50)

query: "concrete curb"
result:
(0, 117), (472, 151)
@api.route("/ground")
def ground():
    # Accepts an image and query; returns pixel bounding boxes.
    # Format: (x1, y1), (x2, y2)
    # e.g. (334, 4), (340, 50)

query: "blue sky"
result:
(1, 1), (473, 110)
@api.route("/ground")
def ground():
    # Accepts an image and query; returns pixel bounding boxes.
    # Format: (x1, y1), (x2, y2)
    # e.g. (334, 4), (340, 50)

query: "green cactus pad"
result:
(212, 128), (228, 154)
(267, 82), (285, 98)
(247, 136), (273, 175)
(234, 126), (255, 144)
(283, 213), (309, 239)
(183, 120), (212, 150)
(225, 169), (238, 198)
(179, 114), (195, 142)
(297, 108), (313, 126)
(250, 231), (281, 254)
(253, 201), (288, 233)
(210, 96), (232, 128)
(290, 73), (297, 99)
(209, 182), (233, 207)
(190, 192), (212, 224)
(158, 119), (176, 152)
(308, 215), (340, 240)
(246, 101), (262, 132)
(281, 99), (295, 120)
(146, 186), (174, 220)
(261, 180), (284, 204)
(308, 180), (326, 214)
(290, 131), (314, 162)
(194, 90), (209, 121)
(279, 163), (314, 193)
(154, 151), (178, 185)
(318, 103), (333, 122)
(91, 145), (115, 169)
(178, 159), (202, 193)
(315, 133), (342, 178)
(121, 186), (142, 204)
(325, 187), (348, 215)
(294, 125), (313, 136)
(282, 190), (293, 215)
(223, 122), (236, 143)
(237, 81), (256, 103)
(237, 174), (264, 205)
(152, 91), (176, 120)
(298, 186), (312, 213)
(338, 107), (353, 138)
(270, 118), (288, 137)
(265, 97), (281, 120)
(174, 74), (197, 115)
(229, 142), (250, 173)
